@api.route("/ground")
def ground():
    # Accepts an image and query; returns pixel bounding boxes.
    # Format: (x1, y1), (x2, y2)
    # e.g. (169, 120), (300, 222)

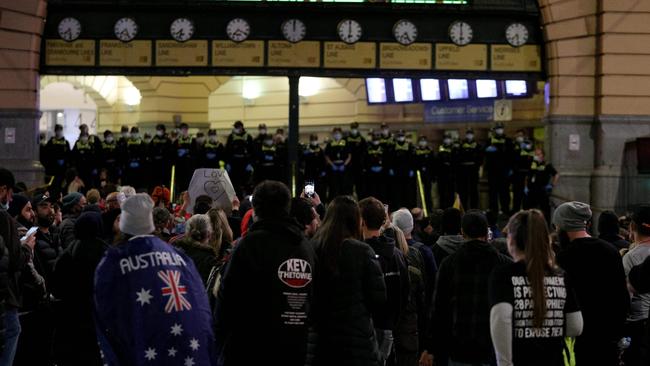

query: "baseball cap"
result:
(0, 168), (16, 190)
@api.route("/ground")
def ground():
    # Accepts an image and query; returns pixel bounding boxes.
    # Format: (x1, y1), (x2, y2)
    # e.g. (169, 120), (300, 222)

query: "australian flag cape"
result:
(94, 235), (216, 366)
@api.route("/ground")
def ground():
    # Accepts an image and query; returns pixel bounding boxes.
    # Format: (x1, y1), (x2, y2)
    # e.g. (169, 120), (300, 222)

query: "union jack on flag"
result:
(158, 270), (192, 313)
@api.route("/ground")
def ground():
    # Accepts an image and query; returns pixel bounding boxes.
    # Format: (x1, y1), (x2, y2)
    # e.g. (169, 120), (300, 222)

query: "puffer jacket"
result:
(308, 239), (386, 366)
(431, 234), (464, 266)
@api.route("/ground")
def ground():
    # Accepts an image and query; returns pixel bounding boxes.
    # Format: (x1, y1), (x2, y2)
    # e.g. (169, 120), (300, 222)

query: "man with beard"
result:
(58, 192), (87, 249)
(32, 194), (61, 284)
(553, 202), (629, 366)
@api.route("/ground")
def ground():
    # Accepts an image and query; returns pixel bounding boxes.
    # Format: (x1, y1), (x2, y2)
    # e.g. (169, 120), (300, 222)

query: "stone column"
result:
(0, 110), (44, 187)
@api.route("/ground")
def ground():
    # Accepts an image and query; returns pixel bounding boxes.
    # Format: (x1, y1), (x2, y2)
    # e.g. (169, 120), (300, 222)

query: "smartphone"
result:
(383, 204), (389, 214)
(20, 226), (38, 242)
(305, 181), (315, 197)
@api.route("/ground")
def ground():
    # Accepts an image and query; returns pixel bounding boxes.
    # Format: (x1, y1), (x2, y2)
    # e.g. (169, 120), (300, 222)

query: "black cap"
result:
(121, 125), (129, 132)
(396, 129), (405, 137)
(32, 193), (56, 207)
(332, 127), (342, 133)
(55, 124), (63, 132)
(130, 127), (139, 133)
(156, 123), (166, 131)
(0, 168), (16, 191)
(350, 122), (359, 129)
(444, 132), (452, 139)
(419, 135), (427, 141)
(466, 128), (474, 134)
(103, 130), (112, 137)
(276, 128), (284, 134)
(208, 129), (217, 136)
(309, 134), (318, 141)
(258, 123), (267, 129)
(196, 132), (205, 138)
(179, 123), (189, 129)
(380, 123), (388, 129)
(79, 124), (88, 131)
(233, 121), (244, 128)
(495, 122), (504, 129)
(143, 132), (151, 138)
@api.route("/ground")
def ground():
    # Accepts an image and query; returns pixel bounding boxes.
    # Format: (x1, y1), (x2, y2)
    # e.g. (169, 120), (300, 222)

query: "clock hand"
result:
(293, 21), (296, 32)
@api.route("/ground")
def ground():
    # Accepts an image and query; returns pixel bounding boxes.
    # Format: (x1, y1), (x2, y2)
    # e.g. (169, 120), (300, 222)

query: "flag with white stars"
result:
(94, 235), (216, 365)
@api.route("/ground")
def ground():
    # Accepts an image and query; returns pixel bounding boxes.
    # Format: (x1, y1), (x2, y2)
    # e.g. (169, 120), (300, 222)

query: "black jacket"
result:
(556, 237), (629, 342)
(33, 229), (61, 285)
(365, 234), (409, 331)
(214, 216), (316, 366)
(309, 239), (386, 366)
(0, 210), (29, 309)
(174, 237), (218, 286)
(428, 239), (511, 365)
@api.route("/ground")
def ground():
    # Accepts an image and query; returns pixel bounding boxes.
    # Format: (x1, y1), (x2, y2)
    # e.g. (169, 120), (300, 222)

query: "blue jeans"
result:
(0, 308), (21, 366)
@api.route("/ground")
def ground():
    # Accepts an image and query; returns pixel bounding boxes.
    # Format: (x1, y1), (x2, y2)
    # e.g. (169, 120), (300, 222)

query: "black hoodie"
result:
(214, 216), (316, 366)
(365, 234), (409, 331)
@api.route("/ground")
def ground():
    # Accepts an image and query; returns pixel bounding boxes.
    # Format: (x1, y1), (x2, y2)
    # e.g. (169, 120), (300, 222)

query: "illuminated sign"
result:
(156, 40), (208, 66)
(268, 41), (320, 68)
(45, 40), (95, 66)
(99, 40), (152, 67)
(324, 42), (376, 69)
(379, 43), (432, 70)
(491, 44), (541, 71)
(212, 40), (264, 67)
(435, 43), (487, 71)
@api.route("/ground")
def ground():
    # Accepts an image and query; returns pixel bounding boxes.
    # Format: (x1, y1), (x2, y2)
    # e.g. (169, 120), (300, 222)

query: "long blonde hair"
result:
(386, 223), (409, 256)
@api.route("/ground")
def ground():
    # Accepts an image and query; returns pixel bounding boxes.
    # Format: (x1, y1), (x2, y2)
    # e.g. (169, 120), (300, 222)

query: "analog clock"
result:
(337, 19), (362, 44)
(114, 17), (138, 42)
(226, 18), (251, 43)
(170, 18), (194, 42)
(505, 22), (529, 47)
(393, 19), (417, 46)
(281, 19), (306, 43)
(58, 17), (81, 42)
(449, 21), (473, 46)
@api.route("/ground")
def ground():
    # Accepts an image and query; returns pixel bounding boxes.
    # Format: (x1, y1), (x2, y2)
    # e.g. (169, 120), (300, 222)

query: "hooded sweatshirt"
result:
(365, 234), (409, 331)
(432, 235), (464, 266)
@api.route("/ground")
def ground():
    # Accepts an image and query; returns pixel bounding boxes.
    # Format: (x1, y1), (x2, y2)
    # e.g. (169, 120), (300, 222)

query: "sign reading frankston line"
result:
(100, 40), (152, 67)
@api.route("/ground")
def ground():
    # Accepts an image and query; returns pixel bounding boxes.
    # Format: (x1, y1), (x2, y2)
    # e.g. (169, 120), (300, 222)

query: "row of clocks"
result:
(57, 17), (530, 47)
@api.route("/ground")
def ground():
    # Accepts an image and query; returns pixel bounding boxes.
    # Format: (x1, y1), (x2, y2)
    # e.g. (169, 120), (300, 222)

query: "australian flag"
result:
(94, 235), (216, 366)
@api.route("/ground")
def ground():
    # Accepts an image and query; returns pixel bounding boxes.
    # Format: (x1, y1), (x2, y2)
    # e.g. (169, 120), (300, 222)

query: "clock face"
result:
(505, 22), (529, 47)
(226, 18), (251, 43)
(393, 19), (417, 46)
(170, 18), (194, 42)
(449, 21), (473, 46)
(114, 17), (138, 42)
(337, 19), (362, 44)
(58, 17), (81, 42)
(281, 19), (306, 43)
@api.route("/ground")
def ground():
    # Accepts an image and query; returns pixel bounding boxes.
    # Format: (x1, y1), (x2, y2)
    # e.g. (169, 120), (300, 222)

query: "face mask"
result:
(181, 129), (189, 137)
(516, 136), (524, 143)
(131, 133), (140, 140)
(196, 137), (205, 144)
(351, 129), (359, 136)
(444, 138), (452, 145)
(37, 214), (54, 228)
(534, 155), (542, 162)
(372, 140), (380, 146)
(122, 132), (130, 139)
(80, 136), (88, 143)
(156, 130), (164, 137)
(524, 143), (532, 150)
(382, 129), (389, 137)
(495, 128), (504, 135)
(233, 128), (242, 134)
(209, 135), (217, 142)
(397, 136), (405, 143)
(106, 136), (114, 143)
(333, 133), (342, 141)
(55, 131), (63, 138)
(259, 129), (267, 135)
(0, 201), (8, 211)
(310, 141), (319, 147)
(264, 139), (273, 146)
(466, 134), (474, 141)
(419, 140), (427, 147)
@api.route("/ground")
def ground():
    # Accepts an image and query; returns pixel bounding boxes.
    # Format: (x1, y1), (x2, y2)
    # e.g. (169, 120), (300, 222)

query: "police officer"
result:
(324, 127), (351, 201)
(149, 124), (172, 189)
(199, 129), (225, 169)
(414, 135), (435, 212)
(437, 132), (456, 209)
(346, 122), (366, 198)
(225, 120), (254, 197)
(100, 130), (120, 184)
(274, 129), (289, 185)
(388, 130), (415, 209)
(511, 129), (535, 212)
(456, 128), (483, 210)
(45, 124), (71, 195)
(79, 123), (101, 151)
(379, 122), (394, 153)
(254, 133), (280, 184)
(301, 134), (325, 195)
(72, 129), (98, 188)
(124, 127), (146, 189)
(484, 122), (513, 214)
(525, 148), (558, 222)
(117, 125), (130, 184)
(173, 123), (194, 193)
(363, 132), (388, 202)
(253, 123), (269, 154)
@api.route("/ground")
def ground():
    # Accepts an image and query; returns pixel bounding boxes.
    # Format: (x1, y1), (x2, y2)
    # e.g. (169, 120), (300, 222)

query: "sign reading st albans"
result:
(45, 40), (95, 66)
(156, 40), (208, 66)
(324, 42), (376, 69)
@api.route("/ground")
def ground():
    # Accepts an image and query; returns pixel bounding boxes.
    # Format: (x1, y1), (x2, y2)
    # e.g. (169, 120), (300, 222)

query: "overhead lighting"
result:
(299, 77), (321, 97)
(123, 86), (141, 106)
(242, 78), (261, 100)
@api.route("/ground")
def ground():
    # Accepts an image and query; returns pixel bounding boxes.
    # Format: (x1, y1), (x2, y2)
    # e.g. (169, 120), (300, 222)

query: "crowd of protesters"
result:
(1, 163), (650, 366)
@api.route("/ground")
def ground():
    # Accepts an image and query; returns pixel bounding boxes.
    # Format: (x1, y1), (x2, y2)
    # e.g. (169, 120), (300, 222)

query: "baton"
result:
(170, 165), (176, 202)
(416, 170), (428, 217)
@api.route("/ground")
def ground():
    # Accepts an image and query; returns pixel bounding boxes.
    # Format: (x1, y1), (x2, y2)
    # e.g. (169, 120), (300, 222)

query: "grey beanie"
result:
(552, 201), (592, 232)
(392, 208), (414, 236)
(119, 194), (155, 236)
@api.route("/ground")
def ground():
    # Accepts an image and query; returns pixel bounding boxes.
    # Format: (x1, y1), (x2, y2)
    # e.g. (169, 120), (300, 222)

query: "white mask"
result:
(333, 133), (342, 141)
(196, 137), (205, 144)
(444, 138), (452, 145)
(55, 131), (63, 138)
(80, 136), (88, 143)
(516, 136), (524, 143)
(419, 140), (427, 147)
(106, 136), (114, 143)
(209, 136), (218, 142)
(122, 132), (130, 138)
(466, 134), (474, 141)
(397, 136), (405, 143)
(260, 129), (267, 135)
(233, 128), (242, 134)
(181, 129), (189, 137)
(534, 155), (543, 162)
(495, 128), (504, 135)
(156, 130), (164, 137)
(310, 141), (319, 147)
(351, 129), (359, 136)
(382, 129), (389, 137)
(131, 133), (140, 139)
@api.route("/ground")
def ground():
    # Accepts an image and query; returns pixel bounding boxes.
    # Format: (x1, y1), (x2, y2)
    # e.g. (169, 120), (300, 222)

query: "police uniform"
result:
(363, 140), (387, 202)
(484, 132), (513, 213)
(511, 140), (535, 212)
(225, 129), (254, 197)
(300, 141), (325, 195)
(388, 138), (416, 209)
(100, 136), (120, 184)
(149, 133), (172, 189)
(254, 141), (280, 184)
(456, 139), (483, 209)
(414, 142), (435, 212)
(72, 136), (98, 188)
(45, 135), (71, 195)
(526, 158), (557, 222)
(346, 129), (366, 197)
(274, 138), (289, 185)
(124, 136), (146, 189)
(324, 138), (351, 201)
(436, 141), (456, 209)
(116, 128), (131, 184)
(173, 134), (194, 193)
(199, 135), (225, 170)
